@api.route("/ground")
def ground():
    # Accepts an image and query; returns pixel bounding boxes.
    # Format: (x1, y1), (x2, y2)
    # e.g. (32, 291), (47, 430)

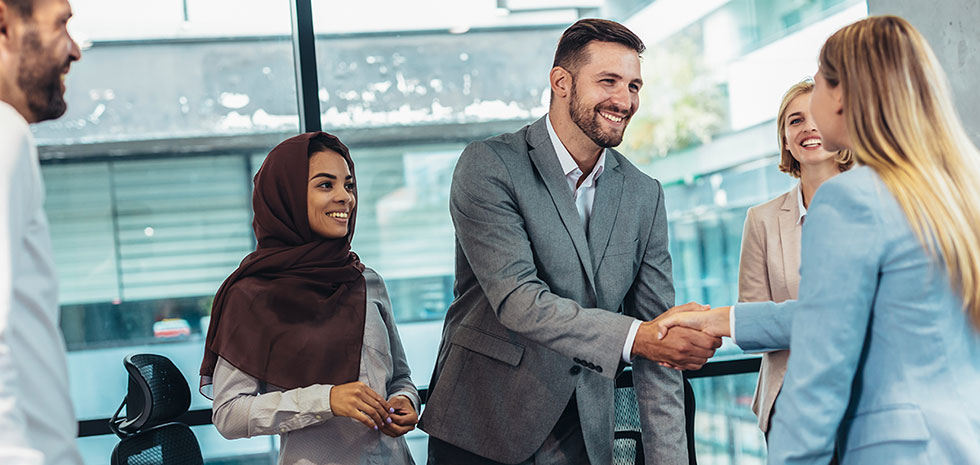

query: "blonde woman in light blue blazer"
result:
(657, 16), (980, 464)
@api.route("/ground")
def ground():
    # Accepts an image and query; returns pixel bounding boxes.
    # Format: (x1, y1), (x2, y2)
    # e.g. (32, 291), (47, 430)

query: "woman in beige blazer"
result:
(737, 78), (852, 435)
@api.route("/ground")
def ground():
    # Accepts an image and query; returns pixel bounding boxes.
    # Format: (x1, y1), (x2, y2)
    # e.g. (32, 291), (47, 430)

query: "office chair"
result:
(614, 382), (645, 465)
(109, 353), (204, 465)
(613, 372), (699, 465)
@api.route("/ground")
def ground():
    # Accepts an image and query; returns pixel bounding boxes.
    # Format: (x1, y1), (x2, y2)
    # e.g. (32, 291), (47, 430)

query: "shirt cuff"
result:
(729, 305), (737, 344)
(622, 319), (642, 363)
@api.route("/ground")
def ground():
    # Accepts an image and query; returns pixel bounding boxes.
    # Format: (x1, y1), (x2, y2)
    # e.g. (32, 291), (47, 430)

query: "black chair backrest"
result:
(111, 423), (203, 465)
(109, 353), (202, 465)
(111, 354), (191, 435)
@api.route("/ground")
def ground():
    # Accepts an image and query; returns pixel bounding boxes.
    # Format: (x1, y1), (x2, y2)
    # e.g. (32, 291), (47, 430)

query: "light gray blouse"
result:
(211, 268), (419, 465)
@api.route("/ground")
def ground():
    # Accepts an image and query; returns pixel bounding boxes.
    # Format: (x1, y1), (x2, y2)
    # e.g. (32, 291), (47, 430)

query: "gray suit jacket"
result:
(419, 116), (687, 464)
(737, 185), (800, 432)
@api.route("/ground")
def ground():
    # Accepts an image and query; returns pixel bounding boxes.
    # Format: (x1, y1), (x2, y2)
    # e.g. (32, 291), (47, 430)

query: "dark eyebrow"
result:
(596, 72), (643, 87)
(310, 173), (353, 181)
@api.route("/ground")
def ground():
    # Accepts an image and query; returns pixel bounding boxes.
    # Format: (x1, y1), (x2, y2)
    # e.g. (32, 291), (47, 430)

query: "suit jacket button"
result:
(570, 365), (582, 375)
(595, 365), (603, 373)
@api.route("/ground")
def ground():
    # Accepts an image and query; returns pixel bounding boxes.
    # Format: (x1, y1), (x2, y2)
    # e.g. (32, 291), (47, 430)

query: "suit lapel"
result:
(777, 185), (802, 300)
(588, 153), (623, 273)
(526, 117), (597, 290)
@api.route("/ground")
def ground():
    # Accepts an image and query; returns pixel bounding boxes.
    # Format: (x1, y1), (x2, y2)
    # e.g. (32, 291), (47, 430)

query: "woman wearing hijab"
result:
(656, 16), (980, 464)
(200, 132), (419, 465)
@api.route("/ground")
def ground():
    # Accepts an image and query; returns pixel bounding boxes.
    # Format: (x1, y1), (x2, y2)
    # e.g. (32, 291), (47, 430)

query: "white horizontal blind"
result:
(43, 162), (120, 304)
(111, 156), (253, 301)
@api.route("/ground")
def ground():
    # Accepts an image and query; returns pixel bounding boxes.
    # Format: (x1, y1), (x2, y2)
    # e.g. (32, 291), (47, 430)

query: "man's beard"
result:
(17, 29), (68, 123)
(568, 81), (629, 148)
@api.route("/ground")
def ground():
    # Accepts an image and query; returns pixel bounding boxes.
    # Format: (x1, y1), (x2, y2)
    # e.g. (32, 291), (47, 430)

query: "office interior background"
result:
(30, 0), (980, 463)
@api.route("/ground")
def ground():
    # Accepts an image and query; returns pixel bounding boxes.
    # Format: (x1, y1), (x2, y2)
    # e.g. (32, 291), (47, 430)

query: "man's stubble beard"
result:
(568, 78), (628, 148)
(17, 29), (68, 123)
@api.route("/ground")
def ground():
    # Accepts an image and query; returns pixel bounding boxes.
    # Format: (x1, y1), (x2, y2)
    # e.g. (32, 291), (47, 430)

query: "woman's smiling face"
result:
(783, 91), (836, 169)
(307, 150), (355, 239)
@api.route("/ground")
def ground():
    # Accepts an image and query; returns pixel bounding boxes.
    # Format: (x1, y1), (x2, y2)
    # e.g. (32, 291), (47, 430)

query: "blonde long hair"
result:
(820, 15), (980, 329)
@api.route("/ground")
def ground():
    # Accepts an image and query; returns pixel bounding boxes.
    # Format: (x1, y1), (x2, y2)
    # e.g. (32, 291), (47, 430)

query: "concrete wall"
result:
(868, 0), (980, 145)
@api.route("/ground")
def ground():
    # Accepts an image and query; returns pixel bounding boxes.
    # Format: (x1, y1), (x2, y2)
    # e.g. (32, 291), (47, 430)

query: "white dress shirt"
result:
(0, 102), (83, 465)
(545, 115), (642, 363)
(730, 183), (807, 342)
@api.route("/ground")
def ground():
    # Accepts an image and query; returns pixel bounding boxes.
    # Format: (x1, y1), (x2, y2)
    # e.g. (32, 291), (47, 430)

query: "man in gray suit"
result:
(420, 19), (721, 465)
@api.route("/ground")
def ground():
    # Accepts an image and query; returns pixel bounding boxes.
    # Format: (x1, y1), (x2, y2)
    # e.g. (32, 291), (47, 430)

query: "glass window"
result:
(41, 1), (867, 463)
(37, 0), (297, 463)
(691, 373), (767, 464)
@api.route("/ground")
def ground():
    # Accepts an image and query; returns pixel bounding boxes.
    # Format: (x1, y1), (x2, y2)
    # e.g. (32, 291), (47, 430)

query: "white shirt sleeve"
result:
(211, 357), (334, 439)
(0, 123), (45, 464)
(622, 319), (642, 363)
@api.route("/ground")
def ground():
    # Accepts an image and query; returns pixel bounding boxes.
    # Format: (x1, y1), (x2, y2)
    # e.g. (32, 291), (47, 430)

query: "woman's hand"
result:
(329, 382), (391, 429)
(657, 305), (732, 340)
(379, 395), (418, 438)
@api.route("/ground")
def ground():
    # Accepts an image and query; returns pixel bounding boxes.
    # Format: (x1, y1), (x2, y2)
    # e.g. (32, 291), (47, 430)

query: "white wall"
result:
(868, 0), (980, 146)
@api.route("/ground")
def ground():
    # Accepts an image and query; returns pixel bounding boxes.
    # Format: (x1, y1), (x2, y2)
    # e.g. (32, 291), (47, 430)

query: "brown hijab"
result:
(200, 132), (366, 396)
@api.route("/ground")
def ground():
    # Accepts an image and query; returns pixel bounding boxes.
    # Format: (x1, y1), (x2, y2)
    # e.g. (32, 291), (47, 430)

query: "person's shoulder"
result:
(815, 166), (880, 204)
(455, 124), (533, 183)
(224, 276), (266, 300)
(0, 102), (33, 170)
(748, 188), (795, 218)
(465, 124), (531, 160)
(609, 149), (661, 191)
(811, 166), (883, 224)
(361, 266), (384, 285)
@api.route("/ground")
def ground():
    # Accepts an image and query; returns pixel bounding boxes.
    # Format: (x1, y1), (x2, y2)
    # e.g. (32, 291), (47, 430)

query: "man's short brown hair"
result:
(3, 0), (35, 17)
(553, 18), (645, 74)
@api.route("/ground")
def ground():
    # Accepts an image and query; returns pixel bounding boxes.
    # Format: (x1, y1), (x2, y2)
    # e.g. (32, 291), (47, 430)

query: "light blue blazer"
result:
(734, 166), (980, 464)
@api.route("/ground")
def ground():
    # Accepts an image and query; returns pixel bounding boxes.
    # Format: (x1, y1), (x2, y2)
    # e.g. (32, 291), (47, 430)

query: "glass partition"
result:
(36, 0), (297, 462)
(38, 0), (866, 463)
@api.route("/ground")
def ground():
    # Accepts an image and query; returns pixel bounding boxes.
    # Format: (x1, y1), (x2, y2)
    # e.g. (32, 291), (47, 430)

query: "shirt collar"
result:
(0, 100), (29, 127)
(796, 183), (807, 225)
(546, 113), (605, 187)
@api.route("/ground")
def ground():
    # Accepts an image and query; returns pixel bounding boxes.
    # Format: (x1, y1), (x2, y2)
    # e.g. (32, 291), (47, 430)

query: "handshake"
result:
(630, 302), (733, 371)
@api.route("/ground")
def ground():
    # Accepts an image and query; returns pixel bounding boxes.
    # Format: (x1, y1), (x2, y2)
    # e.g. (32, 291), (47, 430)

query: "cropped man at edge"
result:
(420, 19), (721, 465)
(0, 0), (84, 463)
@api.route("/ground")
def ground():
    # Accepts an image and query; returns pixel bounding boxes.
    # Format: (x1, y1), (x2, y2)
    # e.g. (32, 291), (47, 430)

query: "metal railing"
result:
(78, 357), (760, 438)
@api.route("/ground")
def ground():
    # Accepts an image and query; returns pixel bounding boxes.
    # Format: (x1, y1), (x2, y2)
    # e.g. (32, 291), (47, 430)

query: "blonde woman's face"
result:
(811, 70), (849, 152)
(783, 92), (835, 169)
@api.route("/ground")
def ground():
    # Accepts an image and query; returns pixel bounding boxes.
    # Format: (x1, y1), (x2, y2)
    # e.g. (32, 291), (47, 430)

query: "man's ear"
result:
(549, 66), (571, 100)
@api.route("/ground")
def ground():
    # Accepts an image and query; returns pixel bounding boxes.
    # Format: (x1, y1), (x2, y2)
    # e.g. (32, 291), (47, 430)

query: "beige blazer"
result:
(737, 184), (801, 433)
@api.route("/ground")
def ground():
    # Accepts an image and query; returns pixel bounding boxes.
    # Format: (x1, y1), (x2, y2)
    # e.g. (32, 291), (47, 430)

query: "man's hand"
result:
(380, 395), (418, 438)
(631, 302), (722, 370)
